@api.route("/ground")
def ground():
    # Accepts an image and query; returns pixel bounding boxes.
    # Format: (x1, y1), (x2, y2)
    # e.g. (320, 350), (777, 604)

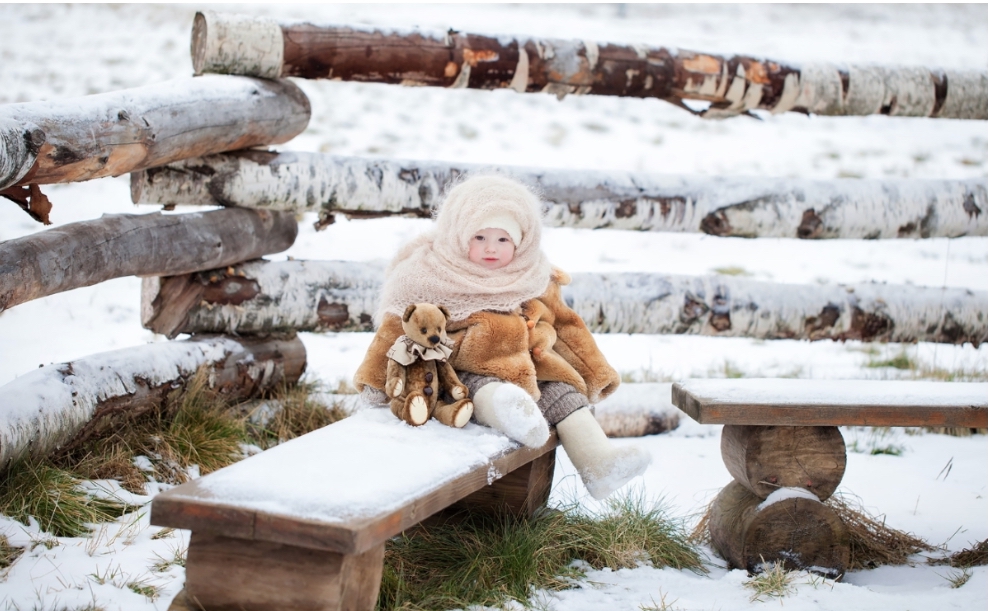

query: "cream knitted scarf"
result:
(376, 175), (553, 323)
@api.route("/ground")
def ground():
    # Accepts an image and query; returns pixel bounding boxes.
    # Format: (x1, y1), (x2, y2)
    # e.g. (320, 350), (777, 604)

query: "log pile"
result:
(709, 425), (850, 577)
(190, 10), (988, 120)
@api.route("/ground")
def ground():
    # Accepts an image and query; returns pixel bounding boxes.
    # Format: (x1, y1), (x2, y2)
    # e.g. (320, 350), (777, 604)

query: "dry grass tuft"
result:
(1, 534), (24, 570)
(743, 560), (797, 601)
(930, 539), (988, 569)
(242, 380), (349, 449)
(0, 460), (132, 538)
(378, 491), (703, 610)
(828, 492), (933, 570)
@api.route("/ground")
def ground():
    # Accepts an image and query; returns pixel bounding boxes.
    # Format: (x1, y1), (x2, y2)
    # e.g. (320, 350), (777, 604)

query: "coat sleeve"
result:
(540, 268), (621, 403)
(352, 314), (404, 392)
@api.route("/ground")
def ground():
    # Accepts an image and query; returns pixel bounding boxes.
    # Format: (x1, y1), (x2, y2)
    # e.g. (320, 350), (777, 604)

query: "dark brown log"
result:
(0, 208), (297, 312)
(190, 11), (988, 120)
(183, 532), (384, 611)
(140, 259), (988, 347)
(452, 449), (556, 518)
(0, 335), (306, 472)
(708, 481), (849, 578)
(721, 425), (846, 501)
(130, 151), (988, 239)
(672, 379), (988, 428)
(0, 75), (309, 201)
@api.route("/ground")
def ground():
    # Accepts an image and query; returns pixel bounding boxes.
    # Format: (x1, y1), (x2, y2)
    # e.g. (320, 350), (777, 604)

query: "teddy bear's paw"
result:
(453, 400), (473, 427)
(408, 395), (429, 425)
(451, 385), (467, 401)
(389, 379), (404, 397)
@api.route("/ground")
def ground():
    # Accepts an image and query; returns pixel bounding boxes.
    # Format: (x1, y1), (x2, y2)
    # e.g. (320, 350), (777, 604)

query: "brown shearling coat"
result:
(354, 269), (620, 403)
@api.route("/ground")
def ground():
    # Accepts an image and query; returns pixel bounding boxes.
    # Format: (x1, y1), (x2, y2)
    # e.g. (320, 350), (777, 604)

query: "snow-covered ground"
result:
(1, 4), (986, 610)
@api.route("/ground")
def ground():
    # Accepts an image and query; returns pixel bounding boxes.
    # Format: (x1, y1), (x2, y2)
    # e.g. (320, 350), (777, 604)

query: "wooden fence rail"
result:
(0, 75), (310, 223)
(141, 259), (988, 346)
(0, 209), (297, 312)
(131, 151), (988, 238)
(0, 335), (306, 472)
(191, 10), (988, 120)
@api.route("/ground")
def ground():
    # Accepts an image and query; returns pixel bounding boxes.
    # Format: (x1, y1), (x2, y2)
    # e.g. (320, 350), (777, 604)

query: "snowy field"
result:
(1, 3), (987, 610)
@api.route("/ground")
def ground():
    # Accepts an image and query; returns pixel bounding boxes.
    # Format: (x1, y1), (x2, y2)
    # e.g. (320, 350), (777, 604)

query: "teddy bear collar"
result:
(386, 335), (454, 366)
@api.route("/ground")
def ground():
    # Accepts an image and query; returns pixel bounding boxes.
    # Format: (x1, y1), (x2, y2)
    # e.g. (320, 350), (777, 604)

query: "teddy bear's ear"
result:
(438, 305), (451, 320)
(402, 304), (417, 322)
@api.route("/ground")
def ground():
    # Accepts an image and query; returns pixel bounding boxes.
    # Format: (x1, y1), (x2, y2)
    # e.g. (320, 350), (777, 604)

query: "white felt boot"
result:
(472, 382), (550, 448)
(556, 407), (652, 500)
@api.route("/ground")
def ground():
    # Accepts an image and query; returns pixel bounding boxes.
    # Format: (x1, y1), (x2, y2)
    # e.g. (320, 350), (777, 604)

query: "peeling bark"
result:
(190, 11), (988, 120)
(0, 208), (297, 312)
(142, 260), (988, 346)
(0, 335), (306, 472)
(131, 152), (988, 238)
(0, 75), (310, 201)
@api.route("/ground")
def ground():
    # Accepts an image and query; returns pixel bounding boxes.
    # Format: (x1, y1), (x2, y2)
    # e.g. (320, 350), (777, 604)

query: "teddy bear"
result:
(384, 303), (474, 428)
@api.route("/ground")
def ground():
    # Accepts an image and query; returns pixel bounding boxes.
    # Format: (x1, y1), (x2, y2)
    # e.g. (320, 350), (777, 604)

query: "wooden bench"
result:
(151, 407), (557, 611)
(672, 379), (988, 578)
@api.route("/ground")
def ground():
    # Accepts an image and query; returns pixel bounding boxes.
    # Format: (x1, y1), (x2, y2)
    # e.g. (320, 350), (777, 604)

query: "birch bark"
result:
(131, 152), (988, 238)
(141, 260), (988, 346)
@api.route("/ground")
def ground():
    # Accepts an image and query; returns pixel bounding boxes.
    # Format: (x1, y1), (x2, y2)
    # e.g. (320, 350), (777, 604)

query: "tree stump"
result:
(708, 481), (849, 578)
(721, 425), (846, 500)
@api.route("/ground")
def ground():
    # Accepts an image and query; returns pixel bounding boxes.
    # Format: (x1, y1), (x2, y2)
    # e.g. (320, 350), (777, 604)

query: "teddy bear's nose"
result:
(428, 335), (440, 345)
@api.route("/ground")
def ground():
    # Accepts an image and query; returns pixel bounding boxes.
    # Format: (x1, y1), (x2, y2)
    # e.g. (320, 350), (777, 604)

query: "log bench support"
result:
(673, 378), (988, 579)
(711, 424), (849, 577)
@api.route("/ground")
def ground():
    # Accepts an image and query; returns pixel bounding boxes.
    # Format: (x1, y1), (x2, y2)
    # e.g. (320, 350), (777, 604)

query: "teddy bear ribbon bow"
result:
(386, 335), (454, 366)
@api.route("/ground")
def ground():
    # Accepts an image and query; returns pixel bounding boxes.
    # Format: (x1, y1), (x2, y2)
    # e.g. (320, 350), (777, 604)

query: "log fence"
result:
(1, 10), (987, 604)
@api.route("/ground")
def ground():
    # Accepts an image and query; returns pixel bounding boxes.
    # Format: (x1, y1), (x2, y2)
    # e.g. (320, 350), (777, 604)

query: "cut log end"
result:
(720, 425), (846, 500)
(709, 481), (849, 579)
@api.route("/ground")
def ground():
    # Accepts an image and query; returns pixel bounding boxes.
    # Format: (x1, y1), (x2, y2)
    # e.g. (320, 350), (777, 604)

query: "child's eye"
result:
(474, 235), (484, 241)
(498, 237), (509, 243)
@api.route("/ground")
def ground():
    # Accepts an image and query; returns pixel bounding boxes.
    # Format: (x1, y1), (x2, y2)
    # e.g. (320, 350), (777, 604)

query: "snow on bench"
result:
(151, 407), (557, 611)
(672, 379), (988, 428)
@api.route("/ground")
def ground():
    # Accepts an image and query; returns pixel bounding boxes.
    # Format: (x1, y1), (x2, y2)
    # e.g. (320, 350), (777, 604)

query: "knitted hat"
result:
(475, 213), (522, 245)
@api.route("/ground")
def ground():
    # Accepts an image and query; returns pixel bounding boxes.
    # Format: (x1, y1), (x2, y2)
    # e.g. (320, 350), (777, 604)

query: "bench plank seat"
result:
(672, 379), (987, 427)
(152, 408), (557, 556)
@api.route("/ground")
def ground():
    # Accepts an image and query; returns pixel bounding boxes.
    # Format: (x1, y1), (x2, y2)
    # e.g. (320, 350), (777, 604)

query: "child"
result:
(354, 175), (651, 500)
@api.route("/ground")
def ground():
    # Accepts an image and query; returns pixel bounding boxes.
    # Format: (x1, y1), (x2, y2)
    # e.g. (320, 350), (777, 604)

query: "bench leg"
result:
(454, 448), (556, 517)
(178, 532), (385, 611)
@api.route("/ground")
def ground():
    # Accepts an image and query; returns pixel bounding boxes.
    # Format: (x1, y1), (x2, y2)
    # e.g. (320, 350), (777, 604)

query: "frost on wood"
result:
(0, 208), (297, 312)
(188, 12), (988, 120)
(0, 336), (306, 472)
(142, 260), (988, 346)
(0, 75), (310, 194)
(131, 152), (988, 238)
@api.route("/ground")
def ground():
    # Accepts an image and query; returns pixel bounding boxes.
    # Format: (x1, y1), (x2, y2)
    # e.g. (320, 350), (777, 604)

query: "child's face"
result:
(468, 228), (516, 270)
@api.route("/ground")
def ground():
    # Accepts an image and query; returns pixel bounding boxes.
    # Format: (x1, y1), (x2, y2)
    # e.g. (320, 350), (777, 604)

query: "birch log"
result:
(140, 259), (988, 346)
(0, 208), (297, 312)
(0, 335), (306, 472)
(130, 152), (988, 238)
(0, 75), (310, 193)
(190, 11), (988, 120)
